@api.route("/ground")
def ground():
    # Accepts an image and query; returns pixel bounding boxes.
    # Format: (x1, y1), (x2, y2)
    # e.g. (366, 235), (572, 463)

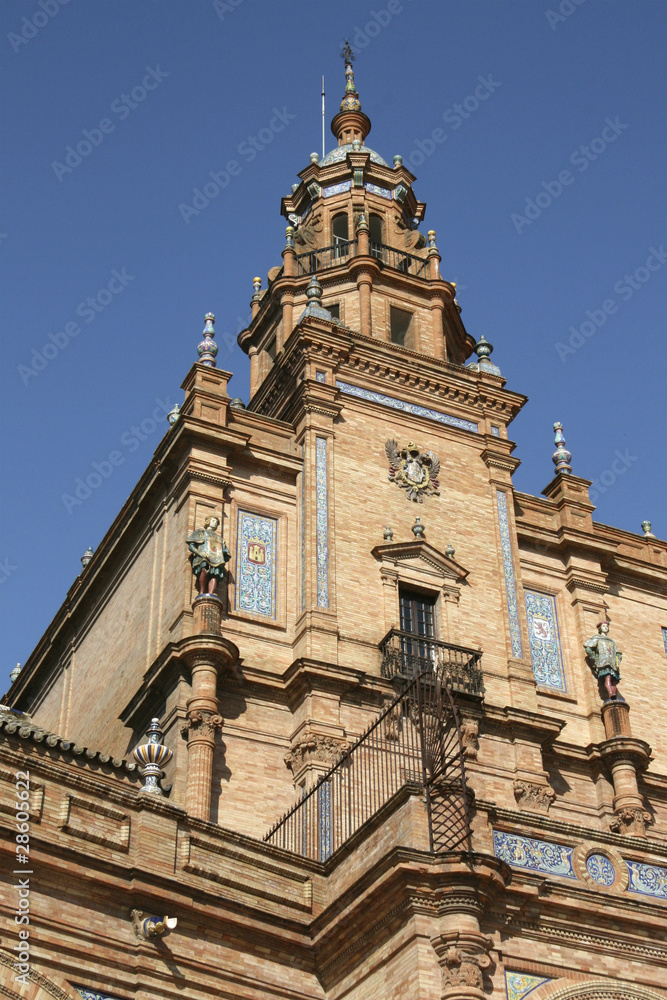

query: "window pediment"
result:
(371, 539), (468, 584)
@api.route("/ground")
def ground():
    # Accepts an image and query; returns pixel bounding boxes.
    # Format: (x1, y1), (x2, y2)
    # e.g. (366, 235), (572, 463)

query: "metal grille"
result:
(296, 241), (355, 275)
(369, 242), (430, 277)
(264, 670), (472, 860)
(380, 629), (484, 697)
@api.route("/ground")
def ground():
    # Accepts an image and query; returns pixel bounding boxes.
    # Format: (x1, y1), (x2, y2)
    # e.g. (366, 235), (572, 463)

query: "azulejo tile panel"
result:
(493, 831), (576, 879)
(626, 860), (667, 899)
(76, 990), (126, 1000)
(491, 425), (501, 437)
(235, 510), (278, 619)
(364, 181), (392, 199)
(505, 973), (551, 1000)
(662, 626), (667, 658)
(496, 491), (523, 659)
(316, 437), (329, 608)
(322, 180), (352, 198)
(524, 590), (567, 691)
(335, 380), (479, 433)
(586, 853), (616, 886)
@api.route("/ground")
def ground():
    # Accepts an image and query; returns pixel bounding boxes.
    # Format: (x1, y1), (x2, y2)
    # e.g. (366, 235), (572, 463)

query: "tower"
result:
(1, 54), (666, 1000)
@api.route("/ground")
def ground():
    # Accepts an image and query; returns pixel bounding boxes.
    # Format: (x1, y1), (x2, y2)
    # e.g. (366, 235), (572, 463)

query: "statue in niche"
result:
(584, 621), (623, 700)
(187, 514), (231, 595)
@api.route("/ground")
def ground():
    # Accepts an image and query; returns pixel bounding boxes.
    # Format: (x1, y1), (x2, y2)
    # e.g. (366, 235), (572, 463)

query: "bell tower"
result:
(239, 49), (478, 405)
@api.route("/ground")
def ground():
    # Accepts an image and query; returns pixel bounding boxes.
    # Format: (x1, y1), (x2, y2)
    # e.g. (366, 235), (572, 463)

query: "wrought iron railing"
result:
(369, 241), (430, 277)
(296, 241), (356, 276)
(380, 630), (484, 697)
(294, 240), (430, 279)
(264, 669), (472, 860)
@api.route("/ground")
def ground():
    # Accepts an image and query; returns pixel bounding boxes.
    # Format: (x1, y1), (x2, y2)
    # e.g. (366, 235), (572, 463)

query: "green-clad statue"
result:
(584, 621), (623, 699)
(187, 514), (231, 595)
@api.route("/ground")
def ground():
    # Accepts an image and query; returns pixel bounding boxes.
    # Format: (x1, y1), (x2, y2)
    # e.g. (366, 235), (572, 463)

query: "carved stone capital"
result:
(513, 779), (556, 813)
(285, 733), (349, 775)
(609, 807), (652, 836)
(432, 931), (493, 1000)
(180, 710), (223, 741)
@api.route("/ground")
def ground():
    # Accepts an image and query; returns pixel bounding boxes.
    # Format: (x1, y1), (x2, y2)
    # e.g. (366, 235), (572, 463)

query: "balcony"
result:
(380, 629), (484, 697)
(295, 240), (430, 279)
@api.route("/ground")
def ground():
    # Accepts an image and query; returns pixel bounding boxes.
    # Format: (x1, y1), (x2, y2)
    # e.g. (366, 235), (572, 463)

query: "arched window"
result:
(369, 213), (383, 258)
(332, 213), (350, 260)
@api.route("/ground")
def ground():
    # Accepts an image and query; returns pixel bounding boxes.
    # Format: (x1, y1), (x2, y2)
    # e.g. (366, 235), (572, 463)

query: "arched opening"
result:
(369, 213), (383, 258)
(332, 212), (350, 260)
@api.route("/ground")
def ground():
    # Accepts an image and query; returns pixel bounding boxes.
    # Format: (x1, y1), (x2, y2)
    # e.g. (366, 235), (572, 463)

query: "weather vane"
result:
(340, 39), (355, 64)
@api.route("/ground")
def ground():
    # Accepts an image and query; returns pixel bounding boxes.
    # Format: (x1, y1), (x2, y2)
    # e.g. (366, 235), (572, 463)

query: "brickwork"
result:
(3, 68), (666, 1000)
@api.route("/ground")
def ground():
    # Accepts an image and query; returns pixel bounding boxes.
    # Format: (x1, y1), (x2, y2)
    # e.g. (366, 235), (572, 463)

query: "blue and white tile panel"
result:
(235, 510), (278, 619)
(505, 973), (551, 1000)
(662, 626), (667, 659)
(322, 180), (352, 198)
(626, 860), (667, 900)
(76, 991), (126, 1000)
(335, 380), (479, 433)
(493, 831), (576, 879)
(315, 437), (329, 608)
(524, 590), (567, 692)
(364, 182), (392, 199)
(496, 491), (523, 658)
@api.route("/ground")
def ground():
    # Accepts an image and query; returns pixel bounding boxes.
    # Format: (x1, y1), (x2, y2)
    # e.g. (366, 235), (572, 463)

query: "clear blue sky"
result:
(1, 0), (665, 690)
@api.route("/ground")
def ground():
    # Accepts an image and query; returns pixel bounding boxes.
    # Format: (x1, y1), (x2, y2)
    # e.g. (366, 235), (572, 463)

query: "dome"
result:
(320, 144), (389, 168)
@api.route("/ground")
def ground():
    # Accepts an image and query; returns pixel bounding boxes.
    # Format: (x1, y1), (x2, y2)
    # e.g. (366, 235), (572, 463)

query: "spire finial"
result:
(552, 421), (572, 475)
(197, 312), (218, 367)
(339, 39), (361, 112)
(641, 520), (656, 538)
(468, 334), (501, 376)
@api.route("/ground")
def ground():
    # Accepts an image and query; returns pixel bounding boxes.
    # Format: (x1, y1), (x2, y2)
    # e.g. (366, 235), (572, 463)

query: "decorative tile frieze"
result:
(322, 180), (352, 198)
(315, 437), (329, 608)
(505, 973), (551, 1000)
(626, 859), (667, 899)
(335, 380), (479, 433)
(493, 830), (576, 879)
(524, 590), (566, 691)
(364, 181), (392, 199)
(496, 491), (523, 658)
(235, 510), (278, 619)
(76, 990), (127, 1000)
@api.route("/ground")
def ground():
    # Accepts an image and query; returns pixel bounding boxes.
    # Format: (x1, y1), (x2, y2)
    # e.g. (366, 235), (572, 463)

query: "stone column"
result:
(357, 271), (373, 338)
(179, 595), (239, 822)
(249, 345), (259, 397)
(600, 729), (651, 836)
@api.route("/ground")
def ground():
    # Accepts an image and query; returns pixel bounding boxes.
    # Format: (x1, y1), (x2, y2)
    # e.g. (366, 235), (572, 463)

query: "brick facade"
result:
(2, 63), (666, 1000)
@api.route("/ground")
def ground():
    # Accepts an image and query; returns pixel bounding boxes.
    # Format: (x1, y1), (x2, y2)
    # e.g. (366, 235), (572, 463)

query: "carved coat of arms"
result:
(385, 440), (440, 502)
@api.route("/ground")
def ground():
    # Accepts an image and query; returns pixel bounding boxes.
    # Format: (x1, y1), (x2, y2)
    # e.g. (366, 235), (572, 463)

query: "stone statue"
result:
(584, 621), (622, 699)
(187, 514), (231, 595)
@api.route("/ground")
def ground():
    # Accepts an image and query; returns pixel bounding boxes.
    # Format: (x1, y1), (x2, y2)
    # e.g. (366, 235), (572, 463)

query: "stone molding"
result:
(513, 779), (556, 813)
(531, 980), (667, 1000)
